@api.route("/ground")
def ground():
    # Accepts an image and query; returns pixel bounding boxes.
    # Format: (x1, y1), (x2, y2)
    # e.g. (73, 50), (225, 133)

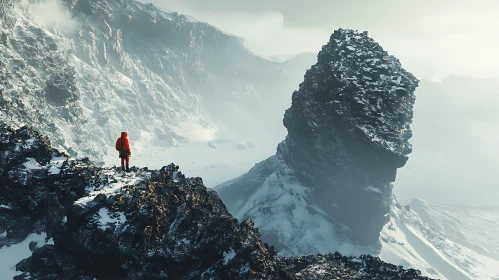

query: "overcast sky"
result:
(144, 0), (499, 80)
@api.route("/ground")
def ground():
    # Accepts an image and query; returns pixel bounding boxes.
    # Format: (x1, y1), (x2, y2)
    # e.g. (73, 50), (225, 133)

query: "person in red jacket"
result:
(115, 132), (131, 172)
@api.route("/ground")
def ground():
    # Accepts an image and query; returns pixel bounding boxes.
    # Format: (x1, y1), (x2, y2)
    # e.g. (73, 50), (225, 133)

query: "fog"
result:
(144, 0), (499, 80)
(396, 77), (499, 206)
(28, 0), (78, 33)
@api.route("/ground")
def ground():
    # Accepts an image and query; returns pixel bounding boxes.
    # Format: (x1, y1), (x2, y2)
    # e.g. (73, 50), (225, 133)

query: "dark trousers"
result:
(121, 156), (130, 168)
(119, 150), (130, 168)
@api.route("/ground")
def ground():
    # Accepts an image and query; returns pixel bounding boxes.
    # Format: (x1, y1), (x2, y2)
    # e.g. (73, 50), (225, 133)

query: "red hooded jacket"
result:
(115, 132), (131, 151)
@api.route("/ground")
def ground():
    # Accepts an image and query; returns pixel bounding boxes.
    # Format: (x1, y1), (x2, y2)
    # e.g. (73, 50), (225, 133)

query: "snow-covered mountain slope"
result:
(0, 0), (308, 163)
(0, 125), (433, 279)
(216, 156), (497, 280)
(216, 155), (378, 257)
(380, 199), (499, 280)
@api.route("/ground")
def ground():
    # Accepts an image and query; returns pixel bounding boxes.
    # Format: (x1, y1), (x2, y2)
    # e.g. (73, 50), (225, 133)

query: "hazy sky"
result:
(144, 0), (499, 80)
(395, 77), (499, 206)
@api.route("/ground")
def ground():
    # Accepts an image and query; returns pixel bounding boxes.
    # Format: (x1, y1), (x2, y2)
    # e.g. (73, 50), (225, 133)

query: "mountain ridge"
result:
(0, 124), (433, 279)
(0, 0), (309, 164)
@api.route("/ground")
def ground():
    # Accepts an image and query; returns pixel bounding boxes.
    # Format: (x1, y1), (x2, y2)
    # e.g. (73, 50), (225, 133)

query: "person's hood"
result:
(121, 132), (128, 138)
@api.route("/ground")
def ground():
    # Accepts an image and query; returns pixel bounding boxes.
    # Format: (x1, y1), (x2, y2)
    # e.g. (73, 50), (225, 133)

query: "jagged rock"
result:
(279, 29), (419, 244)
(0, 125), (96, 246)
(0, 126), (431, 279)
(216, 29), (419, 249)
(278, 253), (429, 280)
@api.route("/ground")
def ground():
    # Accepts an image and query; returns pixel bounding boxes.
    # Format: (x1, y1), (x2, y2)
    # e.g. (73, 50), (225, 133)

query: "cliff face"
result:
(0, 0), (303, 162)
(0, 125), (431, 279)
(217, 29), (419, 248)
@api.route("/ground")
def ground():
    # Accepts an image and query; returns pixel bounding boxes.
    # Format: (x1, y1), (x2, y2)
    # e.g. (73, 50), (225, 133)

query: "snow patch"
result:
(223, 248), (236, 265)
(97, 208), (126, 231)
(0, 233), (50, 279)
(47, 157), (67, 175)
(75, 170), (144, 205)
(23, 158), (42, 170)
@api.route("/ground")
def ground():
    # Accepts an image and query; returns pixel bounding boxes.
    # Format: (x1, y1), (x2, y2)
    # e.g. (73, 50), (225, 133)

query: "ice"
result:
(0, 204), (11, 209)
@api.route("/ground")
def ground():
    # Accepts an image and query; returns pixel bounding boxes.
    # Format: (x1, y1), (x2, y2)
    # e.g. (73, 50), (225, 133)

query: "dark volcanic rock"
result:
(217, 28), (419, 248)
(0, 125), (94, 246)
(279, 29), (419, 244)
(278, 253), (430, 280)
(1, 126), (431, 279)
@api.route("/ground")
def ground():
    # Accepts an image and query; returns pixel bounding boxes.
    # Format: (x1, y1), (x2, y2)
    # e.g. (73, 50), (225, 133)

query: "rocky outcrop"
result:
(217, 29), (419, 247)
(0, 126), (431, 279)
(280, 28), (418, 244)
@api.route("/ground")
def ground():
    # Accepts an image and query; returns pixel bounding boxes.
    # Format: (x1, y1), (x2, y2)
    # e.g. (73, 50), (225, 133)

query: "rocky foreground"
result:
(0, 125), (431, 279)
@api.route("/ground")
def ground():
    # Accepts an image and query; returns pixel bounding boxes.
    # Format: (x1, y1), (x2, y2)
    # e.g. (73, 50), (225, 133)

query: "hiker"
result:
(115, 132), (131, 172)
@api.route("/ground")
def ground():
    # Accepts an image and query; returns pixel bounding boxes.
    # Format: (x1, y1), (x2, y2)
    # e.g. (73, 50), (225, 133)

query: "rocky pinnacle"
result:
(278, 29), (419, 245)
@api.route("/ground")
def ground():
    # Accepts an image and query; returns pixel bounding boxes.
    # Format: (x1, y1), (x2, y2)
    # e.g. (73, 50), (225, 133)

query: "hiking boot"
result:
(121, 166), (125, 171)
(126, 167), (130, 172)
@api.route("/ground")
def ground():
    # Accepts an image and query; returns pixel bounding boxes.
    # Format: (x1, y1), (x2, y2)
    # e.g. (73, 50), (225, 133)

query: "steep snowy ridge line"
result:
(403, 223), (471, 280)
(386, 207), (472, 280)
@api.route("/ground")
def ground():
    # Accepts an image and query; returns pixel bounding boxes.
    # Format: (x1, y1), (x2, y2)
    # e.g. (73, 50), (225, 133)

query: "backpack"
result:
(115, 138), (122, 151)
